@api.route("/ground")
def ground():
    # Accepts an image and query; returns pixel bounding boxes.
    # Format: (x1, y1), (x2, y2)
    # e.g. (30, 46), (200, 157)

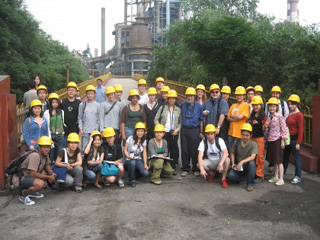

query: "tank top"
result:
(126, 105), (142, 129)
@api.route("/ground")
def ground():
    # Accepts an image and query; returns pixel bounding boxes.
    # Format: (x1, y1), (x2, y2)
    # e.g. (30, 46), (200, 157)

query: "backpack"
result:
(279, 99), (285, 117)
(6, 150), (37, 176)
(202, 137), (222, 160)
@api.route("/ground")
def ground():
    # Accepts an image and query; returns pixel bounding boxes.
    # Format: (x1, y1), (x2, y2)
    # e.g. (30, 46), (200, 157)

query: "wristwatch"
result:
(217, 126), (221, 129)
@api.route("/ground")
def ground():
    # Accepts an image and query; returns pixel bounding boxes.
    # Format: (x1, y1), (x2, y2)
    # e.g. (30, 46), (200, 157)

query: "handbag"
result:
(101, 161), (119, 176)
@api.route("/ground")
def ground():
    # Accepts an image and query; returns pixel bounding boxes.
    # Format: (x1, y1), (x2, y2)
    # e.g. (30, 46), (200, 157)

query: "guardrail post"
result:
(312, 79), (320, 161)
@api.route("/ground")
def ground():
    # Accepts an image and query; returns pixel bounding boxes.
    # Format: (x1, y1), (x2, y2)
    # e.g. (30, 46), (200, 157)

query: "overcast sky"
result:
(23, 0), (320, 56)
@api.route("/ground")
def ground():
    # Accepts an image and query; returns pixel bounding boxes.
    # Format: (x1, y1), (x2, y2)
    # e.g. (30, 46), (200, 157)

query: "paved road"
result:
(105, 77), (139, 103)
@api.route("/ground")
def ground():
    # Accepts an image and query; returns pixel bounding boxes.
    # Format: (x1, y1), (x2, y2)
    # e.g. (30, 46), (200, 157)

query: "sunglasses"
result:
(211, 91), (219, 94)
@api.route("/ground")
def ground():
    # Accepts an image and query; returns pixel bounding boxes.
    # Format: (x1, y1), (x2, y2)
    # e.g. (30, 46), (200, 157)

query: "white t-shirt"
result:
(126, 138), (147, 159)
(138, 93), (149, 105)
(198, 138), (227, 161)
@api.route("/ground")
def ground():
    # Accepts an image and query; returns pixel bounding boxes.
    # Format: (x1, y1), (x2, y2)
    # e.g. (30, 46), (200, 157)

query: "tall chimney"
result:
(101, 8), (105, 56)
(287, 0), (299, 23)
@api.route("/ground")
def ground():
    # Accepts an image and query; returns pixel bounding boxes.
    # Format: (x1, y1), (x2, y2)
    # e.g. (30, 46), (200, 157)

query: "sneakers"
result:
(74, 186), (83, 193)
(150, 180), (162, 185)
(104, 180), (111, 186)
(180, 171), (189, 177)
(118, 180), (125, 188)
(275, 179), (285, 186)
(246, 185), (254, 191)
(172, 169), (177, 176)
(19, 196), (35, 206)
(268, 177), (279, 183)
(291, 176), (301, 184)
(254, 177), (264, 183)
(194, 171), (200, 177)
(208, 175), (214, 183)
(221, 179), (228, 188)
(56, 179), (65, 183)
(129, 182), (136, 187)
(28, 192), (44, 199)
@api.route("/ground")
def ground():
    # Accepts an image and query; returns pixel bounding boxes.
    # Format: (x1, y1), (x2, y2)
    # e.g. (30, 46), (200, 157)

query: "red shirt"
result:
(286, 111), (304, 144)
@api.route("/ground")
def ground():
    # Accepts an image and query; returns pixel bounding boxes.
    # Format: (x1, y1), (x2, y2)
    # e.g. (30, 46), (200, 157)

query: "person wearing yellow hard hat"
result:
(221, 86), (232, 104)
(37, 85), (49, 111)
(123, 122), (149, 187)
(23, 79), (38, 113)
(197, 124), (229, 188)
(95, 78), (106, 104)
(43, 93), (65, 163)
(113, 84), (126, 112)
(246, 86), (255, 106)
(82, 131), (104, 189)
(102, 127), (125, 187)
(228, 123), (258, 191)
(54, 132), (83, 192)
(23, 100), (49, 151)
(254, 85), (264, 97)
(227, 86), (250, 150)
(144, 87), (161, 141)
(283, 94), (303, 184)
(195, 84), (207, 105)
(265, 85), (289, 118)
(154, 89), (181, 175)
(158, 85), (170, 106)
(248, 96), (267, 183)
(78, 84), (101, 152)
(155, 77), (165, 101)
(265, 98), (288, 186)
(148, 124), (173, 185)
(137, 79), (149, 105)
(16, 136), (56, 206)
(180, 87), (204, 177)
(120, 89), (146, 143)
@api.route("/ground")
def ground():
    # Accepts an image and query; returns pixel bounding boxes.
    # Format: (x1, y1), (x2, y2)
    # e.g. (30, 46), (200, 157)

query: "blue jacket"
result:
(22, 116), (49, 149)
(181, 101), (204, 127)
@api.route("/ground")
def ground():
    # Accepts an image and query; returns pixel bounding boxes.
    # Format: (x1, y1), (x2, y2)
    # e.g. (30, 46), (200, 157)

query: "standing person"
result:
(43, 93), (65, 163)
(23, 100), (49, 150)
(14, 136), (56, 206)
(246, 86), (255, 113)
(144, 87), (160, 140)
(195, 84), (207, 105)
(31, 74), (41, 89)
(123, 122), (149, 187)
(148, 124), (173, 185)
(155, 77), (165, 101)
(78, 85), (101, 152)
(120, 89), (146, 142)
(221, 86), (232, 104)
(265, 86), (289, 118)
(265, 98), (287, 186)
(227, 86), (250, 151)
(154, 90), (181, 175)
(248, 96), (267, 182)
(227, 123), (258, 191)
(95, 78), (106, 104)
(158, 86), (170, 106)
(37, 85), (49, 111)
(283, 94), (304, 183)
(83, 131), (104, 188)
(198, 124), (229, 188)
(220, 85), (232, 150)
(254, 85), (264, 98)
(23, 80), (38, 113)
(114, 84), (126, 110)
(180, 87), (204, 177)
(137, 79), (149, 105)
(60, 82), (81, 146)
(100, 86), (122, 143)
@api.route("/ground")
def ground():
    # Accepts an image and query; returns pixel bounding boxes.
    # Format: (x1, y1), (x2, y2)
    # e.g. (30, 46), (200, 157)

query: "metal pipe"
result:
(166, 0), (170, 29)
(101, 8), (105, 56)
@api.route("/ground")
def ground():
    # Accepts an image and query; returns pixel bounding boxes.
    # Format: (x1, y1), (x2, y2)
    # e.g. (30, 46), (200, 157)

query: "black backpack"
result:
(6, 150), (37, 176)
(202, 137), (222, 160)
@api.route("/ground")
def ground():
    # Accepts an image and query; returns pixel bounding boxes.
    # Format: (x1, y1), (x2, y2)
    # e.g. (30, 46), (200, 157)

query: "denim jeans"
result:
(50, 133), (65, 163)
(228, 135), (240, 153)
(125, 127), (134, 140)
(124, 159), (149, 184)
(227, 160), (256, 186)
(84, 164), (103, 180)
(283, 139), (302, 178)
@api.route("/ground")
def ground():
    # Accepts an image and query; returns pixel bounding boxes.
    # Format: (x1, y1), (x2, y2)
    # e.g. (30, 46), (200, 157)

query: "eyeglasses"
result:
(211, 91), (219, 94)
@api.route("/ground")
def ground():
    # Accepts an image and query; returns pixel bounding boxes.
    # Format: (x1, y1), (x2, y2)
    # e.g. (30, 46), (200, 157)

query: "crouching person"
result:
(198, 124), (229, 188)
(83, 131), (104, 188)
(227, 123), (257, 191)
(148, 124), (173, 185)
(102, 127), (125, 187)
(15, 136), (56, 205)
(53, 133), (83, 192)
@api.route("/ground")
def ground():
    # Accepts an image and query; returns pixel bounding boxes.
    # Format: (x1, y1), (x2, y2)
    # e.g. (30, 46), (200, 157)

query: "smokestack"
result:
(101, 8), (105, 56)
(287, 0), (299, 23)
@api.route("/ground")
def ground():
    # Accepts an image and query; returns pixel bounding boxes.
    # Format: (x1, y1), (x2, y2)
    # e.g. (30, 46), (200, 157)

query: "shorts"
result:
(20, 177), (36, 189)
(203, 159), (220, 171)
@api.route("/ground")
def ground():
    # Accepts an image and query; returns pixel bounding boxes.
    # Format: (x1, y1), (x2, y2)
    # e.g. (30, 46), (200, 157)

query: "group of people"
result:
(17, 76), (304, 206)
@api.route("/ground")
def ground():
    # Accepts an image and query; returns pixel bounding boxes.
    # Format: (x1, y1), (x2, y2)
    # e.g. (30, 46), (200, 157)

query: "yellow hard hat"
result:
(30, 99), (42, 108)
(67, 81), (78, 89)
(91, 130), (102, 137)
(204, 124), (216, 133)
(241, 123), (252, 132)
(77, 87), (80, 91)
(67, 133), (80, 142)
(209, 84), (220, 92)
(167, 90), (178, 98)
(154, 124), (165, 132)
(251, 96), (263, 105)
(38, 136), (52, 146)
(48, 93), (60, 100)
(254, 85), (264, 93)
(287, 94), (300, 103)
(268, 97), (279, 105)
(246, 86), (255, 92)
(185, 87), (196, 95)
(196, 84), (206, 91)
(103, 127), (116, 138)
(235, 86), (246, 95)
(135, 122), (146, 130)
(37, 85), (48, 92)
(161, 86), (170, 92)
(221, 86), (231, 94)
(138, 79), (147, 85)
(86, 85), (96, 92)
(271, 86), (282, 93)
(156, 77), (165, 83)
(147, 87), (157, 95)
(105, 86), (115, 95)
(114, 84), (123, 92)
(129, 89), (139, 97)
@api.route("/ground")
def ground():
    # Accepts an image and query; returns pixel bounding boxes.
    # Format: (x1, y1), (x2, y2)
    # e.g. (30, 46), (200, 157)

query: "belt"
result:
(182, 125), (199, 129)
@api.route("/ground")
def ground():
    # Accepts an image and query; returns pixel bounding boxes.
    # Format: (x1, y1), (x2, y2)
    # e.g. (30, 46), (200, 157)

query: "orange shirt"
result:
(228, 102), (250, 138)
